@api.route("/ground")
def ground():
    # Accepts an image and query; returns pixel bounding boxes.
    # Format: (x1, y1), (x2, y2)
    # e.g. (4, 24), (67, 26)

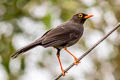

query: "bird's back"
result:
(37, 20), (84, 48)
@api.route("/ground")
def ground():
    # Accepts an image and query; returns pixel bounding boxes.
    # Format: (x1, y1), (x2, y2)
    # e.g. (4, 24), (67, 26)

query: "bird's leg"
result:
(56, 49), (65, 76)
(64, 48), (80, 65)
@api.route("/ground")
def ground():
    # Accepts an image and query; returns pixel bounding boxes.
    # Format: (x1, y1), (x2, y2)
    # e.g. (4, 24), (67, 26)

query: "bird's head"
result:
(71, 13), (94, 24)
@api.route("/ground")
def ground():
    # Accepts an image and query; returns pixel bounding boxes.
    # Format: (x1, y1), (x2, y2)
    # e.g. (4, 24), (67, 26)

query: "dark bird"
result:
(11, 13), (93, 76)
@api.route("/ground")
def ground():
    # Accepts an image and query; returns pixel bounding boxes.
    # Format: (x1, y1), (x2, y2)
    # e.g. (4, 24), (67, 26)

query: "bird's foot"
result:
(74, 61), (80, 65)
(73, 57), (80, 65)
(62, 69), (65, 76)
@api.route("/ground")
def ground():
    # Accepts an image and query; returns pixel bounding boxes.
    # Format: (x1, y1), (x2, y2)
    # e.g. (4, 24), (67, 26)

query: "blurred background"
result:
(0, 0), (120, 80)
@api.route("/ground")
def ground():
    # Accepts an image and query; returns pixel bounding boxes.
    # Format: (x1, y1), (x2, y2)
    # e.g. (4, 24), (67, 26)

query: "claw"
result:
(74, 61), (80, 65)
(62, 69), (65, 76)
(74, 57), (80, 65)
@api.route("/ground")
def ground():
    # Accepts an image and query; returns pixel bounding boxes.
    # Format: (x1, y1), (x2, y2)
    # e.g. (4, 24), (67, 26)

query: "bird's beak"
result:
(84, 14), (94, 19)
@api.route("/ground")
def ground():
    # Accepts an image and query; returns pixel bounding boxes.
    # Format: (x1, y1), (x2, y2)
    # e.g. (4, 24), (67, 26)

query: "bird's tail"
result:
(11, 41), (40, 59)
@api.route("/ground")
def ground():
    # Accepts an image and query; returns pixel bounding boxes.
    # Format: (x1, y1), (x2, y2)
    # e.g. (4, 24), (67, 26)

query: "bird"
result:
(11, 13), (93, 76)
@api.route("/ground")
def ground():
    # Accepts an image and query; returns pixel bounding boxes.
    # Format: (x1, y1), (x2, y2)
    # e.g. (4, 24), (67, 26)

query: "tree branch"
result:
(55, 23), (120, 80)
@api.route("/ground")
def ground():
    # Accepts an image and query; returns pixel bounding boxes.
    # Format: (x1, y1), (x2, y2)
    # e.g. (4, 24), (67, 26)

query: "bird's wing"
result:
(40, 24), (80, 47)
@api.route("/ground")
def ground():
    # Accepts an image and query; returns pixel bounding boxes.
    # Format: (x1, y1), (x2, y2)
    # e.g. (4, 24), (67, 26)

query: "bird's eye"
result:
(78, 14), (83, 18)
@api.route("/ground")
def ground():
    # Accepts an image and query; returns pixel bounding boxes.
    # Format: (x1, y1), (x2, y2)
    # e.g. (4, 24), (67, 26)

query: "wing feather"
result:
(36, 21), (83, 48)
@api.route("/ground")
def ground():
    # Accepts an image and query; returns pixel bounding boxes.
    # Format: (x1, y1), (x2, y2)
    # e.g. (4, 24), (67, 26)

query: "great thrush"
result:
(11, 13), (93, 76)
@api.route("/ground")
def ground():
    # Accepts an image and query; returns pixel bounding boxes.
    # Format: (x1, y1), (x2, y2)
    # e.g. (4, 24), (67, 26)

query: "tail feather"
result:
(11, 42), (40, 59)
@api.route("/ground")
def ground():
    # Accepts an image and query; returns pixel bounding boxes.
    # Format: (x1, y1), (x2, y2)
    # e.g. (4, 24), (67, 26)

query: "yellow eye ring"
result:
(78, 14), (83, 18)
